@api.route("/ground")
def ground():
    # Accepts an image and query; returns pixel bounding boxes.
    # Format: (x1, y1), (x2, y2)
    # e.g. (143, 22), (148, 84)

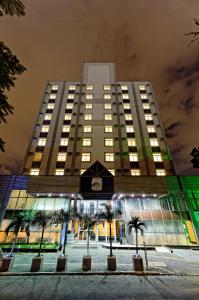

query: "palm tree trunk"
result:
(135, 228), (138, 255)
(110, 221), (112, 257)
(38, 226), (45, 257)
(9, 232), (18, 257)
(62, 222), (68, 256)
(87, 227), (89, 256)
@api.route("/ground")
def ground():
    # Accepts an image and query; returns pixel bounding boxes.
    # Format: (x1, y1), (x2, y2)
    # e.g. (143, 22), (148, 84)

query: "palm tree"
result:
(128, 217), (147, 256)
(0, 0), (25, 16)
(79, 213), (97, 256)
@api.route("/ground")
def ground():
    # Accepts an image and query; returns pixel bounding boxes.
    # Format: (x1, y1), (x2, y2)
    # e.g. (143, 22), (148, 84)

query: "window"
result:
(131, 169), (140, 176)
(68, 94), (75, 99)
(126, 126), (134, 133)
(49, 94), (56, 99)
(80, 169), (86, 175)
(145, 114), (153, 121)
(52, 85), (58, 90)
(44, 114), (52, 120)
(105, 138), (114, 146)
(125, 114), (133, 120)
(64, 114), (72, 120)
(104, 114), (112, 120)
(105, 153), (114, 162)
(129, 153), (138, 161)
(85, 103), (92, 110)
(127, 139), (136, 146)
(83, 138), (92, 146)
(104, 85), (111, 91)
(66, 103), (73, 110)
(143, 103), (150, 109)
(141, 94), (147, 99)
(60, 138), (68, 146)
(123, 104), (130, 110)
(139, 85), (146, 91)
(55, 169), (64, 176)
(122, 94), (129, 99)
(38, 138), (46, 146)
(156, 169), (166, 176)
(105, 125), (113, 133)
(150, 139), (159, 146)
(33, 152), (42, 161)
(86, 85), (93, 91)
(121, 85), (128, 90)
(57, 153), (67, 161)
(147, 126), (155, 133)
(108, 169), (115, 176)
(62, 125), (70, 132)
(86, 94), (93, 100)
(82, 153), (91, 162)
(153, 153), (162, 162)
(47, 104), (54, 109)
(69, 85), (76, 90)
(84, 114), (92, 120)
(83, 125), (92, 132)
(41, 126), (49, 132)
(104, 94), (111, 100)
(104, 103), (111, 110)
(30, 169), (39, 175)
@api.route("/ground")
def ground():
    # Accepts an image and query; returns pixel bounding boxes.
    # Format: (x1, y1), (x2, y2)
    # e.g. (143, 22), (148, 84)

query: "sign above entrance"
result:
(91, 177), (103, 191)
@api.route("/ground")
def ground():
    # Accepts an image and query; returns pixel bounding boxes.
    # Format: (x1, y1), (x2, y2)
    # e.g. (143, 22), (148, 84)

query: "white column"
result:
(114, 220), (117, 242)
(105, 221), (108, 242)
(95, 223), (98, 242)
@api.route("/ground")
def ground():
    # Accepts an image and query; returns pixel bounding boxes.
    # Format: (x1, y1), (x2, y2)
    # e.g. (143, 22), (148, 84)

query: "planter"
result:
(132, 255), (144, 272)
(0, 256), (15, 272)
(107, 255), (116, 271)
(56, 255), (68, 272)
(82, 255), (91, 271)
(30, 256), (44, 272)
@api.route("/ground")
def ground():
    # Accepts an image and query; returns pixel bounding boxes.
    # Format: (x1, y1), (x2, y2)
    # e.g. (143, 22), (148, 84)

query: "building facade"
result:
(0, 63), (198, 246)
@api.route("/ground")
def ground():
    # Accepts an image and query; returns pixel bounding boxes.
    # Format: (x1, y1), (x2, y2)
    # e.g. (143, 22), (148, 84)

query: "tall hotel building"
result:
(0, 63), (198, 246)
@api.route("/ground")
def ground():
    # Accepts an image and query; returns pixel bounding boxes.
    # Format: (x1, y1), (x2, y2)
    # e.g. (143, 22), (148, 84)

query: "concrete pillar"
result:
(105, 221), (108, 242)
(95, 223), (98, 242)
(114, 220), (117, 242)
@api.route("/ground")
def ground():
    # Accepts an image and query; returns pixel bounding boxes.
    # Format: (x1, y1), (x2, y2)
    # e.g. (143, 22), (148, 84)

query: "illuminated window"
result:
(86, 94), (93, 100)
(143, 103), (150, 109)
(147, 126), (155, 133)
(69, 85), (76, 90)
(129, 153), (138, 161)
(104, 114), (112, 120)
(64, 114), (72, 120)
(85, 103), (92, 110)
(139, 85), (146, 91)
(131, 169), (140, 176)
(68, 94), (75, 99)
(47, 104), (54, 109)
(41, 126), (49, 132)
(86, 85), (94, 91)
(105, 138), (114, 146)
(125, 114), (133, 120)
(44, 114), (52, 120)
(108, 169), (115, 176)
(104, 103), (111, 110)
(57, 153), (67, 161)
(38, 139), (46, 146)
(66, 103), (73, 109)
(83, 138), (92, 146)
(52, 85), (58, 90)
(62, 125), (70, 132)
(82, 153), (91, 162)
(30, 169), (39, 176)
(153, 153), (162, 162)
(121, 85), (128, 90)
(55, 169), (64, 176)
(81, 169), (86, 175)
(122, 94), (129, 99)
(83, 125), (92, 133)
(150, 139), (159, 146)
(145, 114), (153, 121)
(105, 153), (114, 162)
(105, 125), (113, 133)
(104, 94), (111, 100)
(127, 139), (136, 146)
(60, 138), (68, 146)
(49, 94), (56, 99)
(156, 169), (166, 176)
(33, 152), (42, 161)
(85, 114), (92, 120)
(124, 104), (130, 110)
(104, 85), (111, 91)
(126, 126), (134, 133)
(141, 94), (147, 99)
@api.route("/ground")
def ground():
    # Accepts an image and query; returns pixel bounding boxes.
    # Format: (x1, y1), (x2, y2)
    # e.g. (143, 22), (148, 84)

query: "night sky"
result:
(0, 0), (199, 175)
